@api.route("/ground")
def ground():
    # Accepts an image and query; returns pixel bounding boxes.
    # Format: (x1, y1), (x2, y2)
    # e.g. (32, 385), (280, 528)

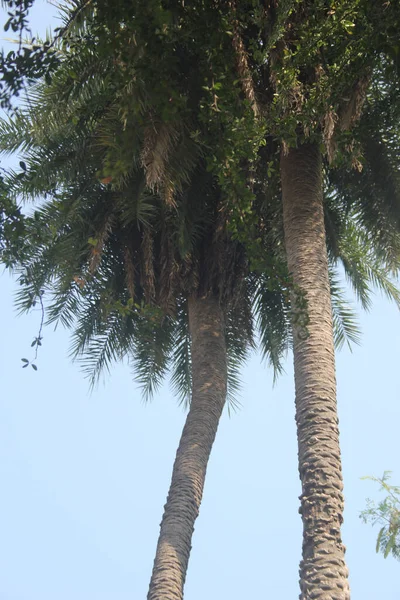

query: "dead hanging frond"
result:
(124, 243), (136, 300)
(212, 206), (227, 291)
(323, 108), (339, 163)
(201, 202), (249, 306)
(141, 225), (156, 303)
(89, 212), (115, 274)
(158, 212), (178, 315)
(322, 73), (370, 164)
(338, 73), (371, 132)
(161, 179), (177, 207)
(229, 0), (261, 117)
(141, 120), (180, 193)
(180, 253), (199, 298)
(225, 244), (248, 310)
(281, 139), (289, 156)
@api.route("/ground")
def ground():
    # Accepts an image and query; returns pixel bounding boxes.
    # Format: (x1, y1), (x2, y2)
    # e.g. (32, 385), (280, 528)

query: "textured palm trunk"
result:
(147, 294), (227, 600)
(281, 143), (350, 599)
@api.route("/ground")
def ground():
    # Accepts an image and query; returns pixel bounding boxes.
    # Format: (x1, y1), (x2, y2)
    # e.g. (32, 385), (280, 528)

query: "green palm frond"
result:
(337, 218), (400, 310)
(76, 310), (130, 388)
(225, 302), (253, 413)
(0, 113), (34, 155)
(117, 179), (159, 229)
(252, 273), (291, 381)
(328, 83), (400, 269)
(130, 313), (175, 402)
(329, 269), (361, 351)
(170, 300), (192, 406)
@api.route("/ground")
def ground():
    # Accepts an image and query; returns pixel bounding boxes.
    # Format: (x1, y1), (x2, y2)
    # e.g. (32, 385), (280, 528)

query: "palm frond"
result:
(170, 300), (192, 406)
(225, 305), (253, 413)
(130, 314), (175, 401)
(74, 310), (131, 389)
(329, 269), (361, 351)
(253, 274), (291, 381)
(338, 218), (400, 311)
(141, 121), (181, 192)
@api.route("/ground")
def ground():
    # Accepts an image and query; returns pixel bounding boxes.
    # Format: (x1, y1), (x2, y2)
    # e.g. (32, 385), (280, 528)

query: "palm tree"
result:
(280, 128), (400, 597)
(216, 4), (400, 596)
(291, 98), (400, 587)
(281, 143), (349, 598)
(0, 40), (292, 599)
(278, 34), (400, 600)
(3, 4), (400, 597)
(274, 26), (400, 600)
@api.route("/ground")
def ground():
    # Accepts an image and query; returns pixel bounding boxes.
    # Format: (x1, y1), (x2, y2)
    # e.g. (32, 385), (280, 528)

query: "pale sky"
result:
(0, 2), (399, 599)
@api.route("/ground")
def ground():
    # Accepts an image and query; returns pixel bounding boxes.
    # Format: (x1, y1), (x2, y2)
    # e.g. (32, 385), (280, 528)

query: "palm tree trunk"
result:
(147, 294), (227, 600)
(280, 143), (350, 599)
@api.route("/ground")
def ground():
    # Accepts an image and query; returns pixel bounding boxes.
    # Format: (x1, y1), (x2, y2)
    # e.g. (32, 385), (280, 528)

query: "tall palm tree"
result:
(271, 15), (400, 600)
(281, 143), (349, 598)
(279, 84), (400, 598)
(0, 41), (291, 600)
(213, 3), (400, 596)
(280, 129), (400, 597)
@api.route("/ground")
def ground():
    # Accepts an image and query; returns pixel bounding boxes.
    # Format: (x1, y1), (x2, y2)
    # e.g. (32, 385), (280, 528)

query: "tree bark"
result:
(147, 294), (227, 600)
(281, 143), (350, 599)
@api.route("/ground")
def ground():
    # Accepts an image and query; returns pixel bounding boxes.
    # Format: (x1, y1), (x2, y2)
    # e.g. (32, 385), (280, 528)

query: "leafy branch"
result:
(360, 472), (400, 561)
(20, 288), (44, 371)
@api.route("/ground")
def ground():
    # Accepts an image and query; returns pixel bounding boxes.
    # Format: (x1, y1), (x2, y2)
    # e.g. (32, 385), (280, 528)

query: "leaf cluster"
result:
(2, 0), (400, 405)
(361, 473), (400, 561)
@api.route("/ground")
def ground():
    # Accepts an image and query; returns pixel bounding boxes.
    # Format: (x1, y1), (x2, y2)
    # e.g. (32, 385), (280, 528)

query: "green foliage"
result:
(329, 269), (361, 351)
(0, 0), (60, 110)
(2, 0), (400, 404)
(361, 473), (400, 561)
(0, 26), (286, 405)
(0, 172), (26, 266)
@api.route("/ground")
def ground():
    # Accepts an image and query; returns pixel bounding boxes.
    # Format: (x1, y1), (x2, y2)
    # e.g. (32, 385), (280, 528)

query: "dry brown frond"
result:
(281, 139), (289, 155)
(89, 212), (115, 274)
(338, 73), (371, 132)
(124, 243), (136, 300)
(162, 180), (177, 207)
(73, 275), (86, 289)
(323, 109), (339, 163)
(141, 226), (156, 303)
(141, 121), (180, 190)
(229, 0), (261, 117)
(159, 216), (178, 314)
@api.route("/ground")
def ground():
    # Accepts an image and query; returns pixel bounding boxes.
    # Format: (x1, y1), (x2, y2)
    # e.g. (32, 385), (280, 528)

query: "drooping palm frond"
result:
(169, 299), (192, 406)
(76, 309), (132, 388)
(324, 165), (400, 331)
(129, 313), (176, 402)
(141, 121), (181, 192)
(329, 268), (361, 351)
(328, 78), (400, 269)
(225, 291), (255, 413)
(52, 0), (95, 40)
(252, 271), (291, 381)
(336, 219), (400, 311)
(0, 112), (34, 155)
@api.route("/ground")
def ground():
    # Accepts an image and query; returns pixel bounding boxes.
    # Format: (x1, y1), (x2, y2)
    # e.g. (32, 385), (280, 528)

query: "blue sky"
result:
(1, 2), (399, 599)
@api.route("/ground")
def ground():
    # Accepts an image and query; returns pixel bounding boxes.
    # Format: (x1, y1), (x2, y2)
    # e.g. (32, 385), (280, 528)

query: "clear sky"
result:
(1, 3), (399, 599)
